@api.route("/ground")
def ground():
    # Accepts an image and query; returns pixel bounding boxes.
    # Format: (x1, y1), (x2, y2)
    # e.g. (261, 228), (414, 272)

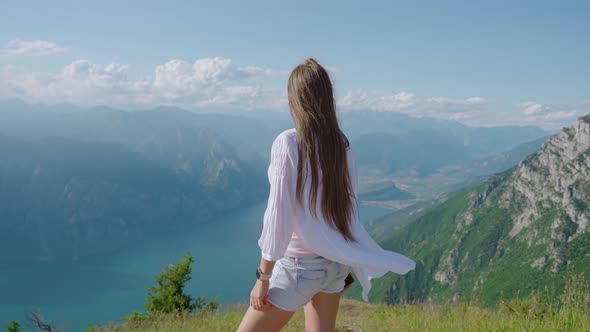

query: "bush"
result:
(122, 310), (147, 324)
(195, 295), (220, 312)
(5, 321), (21, 332)
(118, 251), (219, 328)
(499, 290), (551, 319)
(145, 252), (197, 315)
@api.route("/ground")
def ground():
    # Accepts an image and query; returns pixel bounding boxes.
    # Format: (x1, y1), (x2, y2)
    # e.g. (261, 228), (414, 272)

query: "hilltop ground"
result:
(89, 297), (589, 332)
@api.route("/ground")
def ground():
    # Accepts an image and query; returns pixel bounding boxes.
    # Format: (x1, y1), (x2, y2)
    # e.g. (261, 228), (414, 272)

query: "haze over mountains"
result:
(0, 100), (270, 263)
(340, 111), (550, 161)
(0, 99), (550, 264)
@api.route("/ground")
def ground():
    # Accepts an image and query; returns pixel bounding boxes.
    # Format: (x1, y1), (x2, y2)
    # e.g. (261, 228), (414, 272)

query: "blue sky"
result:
(0, 0), (588, 129)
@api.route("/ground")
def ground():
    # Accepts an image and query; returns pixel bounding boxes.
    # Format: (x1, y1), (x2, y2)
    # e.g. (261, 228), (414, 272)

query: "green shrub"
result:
(195, 295), (220, 312)
(122, 310), (147, 324)
(5, 321), (21, 332)
(500, 290), (552, 319)
(145, 252), (197, 315)
(115, 251), (219, 330)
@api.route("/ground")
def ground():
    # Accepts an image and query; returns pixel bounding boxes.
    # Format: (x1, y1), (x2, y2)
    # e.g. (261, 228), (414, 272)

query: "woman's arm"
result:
(251, 133), (296, 311)
(257, 133), (296, 261)
(258, 257), (276, 276)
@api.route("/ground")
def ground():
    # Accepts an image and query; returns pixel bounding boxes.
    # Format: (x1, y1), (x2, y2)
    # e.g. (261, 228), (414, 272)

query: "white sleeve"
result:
(257, 134), (296, 261)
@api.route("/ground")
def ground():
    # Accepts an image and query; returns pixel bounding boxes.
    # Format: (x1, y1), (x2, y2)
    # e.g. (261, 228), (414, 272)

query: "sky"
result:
(0, 0), (588, 129)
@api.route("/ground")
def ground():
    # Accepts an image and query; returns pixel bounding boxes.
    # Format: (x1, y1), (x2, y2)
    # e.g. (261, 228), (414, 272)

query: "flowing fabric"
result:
(258, 128), (416, 302)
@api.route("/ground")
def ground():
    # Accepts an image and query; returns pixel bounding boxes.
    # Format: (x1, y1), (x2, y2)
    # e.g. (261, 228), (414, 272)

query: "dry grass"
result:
(89, 274), (590, 332)
(89, 298), (590, 332)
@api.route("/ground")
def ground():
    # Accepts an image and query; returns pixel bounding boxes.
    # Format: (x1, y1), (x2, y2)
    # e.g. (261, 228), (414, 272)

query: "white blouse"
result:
(258, 128), (416, 302)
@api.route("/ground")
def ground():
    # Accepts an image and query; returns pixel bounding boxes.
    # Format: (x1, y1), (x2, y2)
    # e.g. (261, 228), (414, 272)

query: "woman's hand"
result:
(340, 273), (354, 293)
(250, 279), (272, 311)
(341, 282), (353, 293)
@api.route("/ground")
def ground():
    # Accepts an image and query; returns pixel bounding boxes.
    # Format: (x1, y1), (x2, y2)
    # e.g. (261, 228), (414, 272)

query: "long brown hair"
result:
(287, 58), (356, 242)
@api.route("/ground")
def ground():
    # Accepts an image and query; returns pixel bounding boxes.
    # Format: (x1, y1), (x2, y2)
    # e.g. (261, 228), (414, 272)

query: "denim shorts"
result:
(266, 255), (352, 311)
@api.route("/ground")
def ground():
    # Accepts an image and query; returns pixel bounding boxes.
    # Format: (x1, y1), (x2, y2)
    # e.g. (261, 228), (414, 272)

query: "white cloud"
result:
(520, 101), (546, 115)
(338, 91), (589, 129)
(516, 100), (587, 129)
(154, 57), (273, 91)
(544, 110), (578, 120)
(427, 96), (487, 107)
(1, 56), (587, 130)
(338, 90), (487, 123)
(0, 57), (282, 110)
(339, 91), (416, 111)
(0, 38), (66, 58)
(0, 60), (147, 105)
(449, 111), (478, 121)
(152, 57), (273, 101)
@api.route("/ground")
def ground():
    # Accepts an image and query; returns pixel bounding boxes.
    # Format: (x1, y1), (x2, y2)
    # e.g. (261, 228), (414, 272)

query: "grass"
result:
(88, 296), (590, 332)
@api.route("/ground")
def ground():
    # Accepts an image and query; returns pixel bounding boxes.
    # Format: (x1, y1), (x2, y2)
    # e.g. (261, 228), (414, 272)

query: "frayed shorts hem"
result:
(265, 297), (304, 312)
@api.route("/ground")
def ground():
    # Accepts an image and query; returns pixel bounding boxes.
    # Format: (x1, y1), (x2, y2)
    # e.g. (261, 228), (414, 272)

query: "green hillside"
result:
(363, 116), (590, 306)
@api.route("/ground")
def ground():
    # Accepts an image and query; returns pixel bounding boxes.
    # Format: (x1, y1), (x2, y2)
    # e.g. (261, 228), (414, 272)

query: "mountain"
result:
(0, 100), (549, 177)
(339, 110), (549, 159)
(367, 115), (590, 305)
(0, 133), (267, 264)
(0, 104), (270, 202)
(0, 104), (271, 263)
(345, 110), (548, 178)
(429, 136), (549, 192)
(352, 131), (471, 177)
(363, 136), (549, 240)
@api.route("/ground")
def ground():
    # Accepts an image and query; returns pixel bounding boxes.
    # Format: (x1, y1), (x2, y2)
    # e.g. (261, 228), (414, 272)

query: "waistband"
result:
(279, 255), (333, 268)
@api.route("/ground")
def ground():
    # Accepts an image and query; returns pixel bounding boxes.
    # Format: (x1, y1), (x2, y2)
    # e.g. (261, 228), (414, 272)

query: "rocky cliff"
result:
(370, 115), (590, 305)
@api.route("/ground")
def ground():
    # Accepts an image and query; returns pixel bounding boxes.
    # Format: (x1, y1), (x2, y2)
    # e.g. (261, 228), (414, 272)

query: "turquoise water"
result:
(0, 203), (391, 331)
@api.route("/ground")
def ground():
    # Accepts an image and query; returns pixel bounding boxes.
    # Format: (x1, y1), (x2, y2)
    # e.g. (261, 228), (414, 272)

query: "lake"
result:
(0, 202), (392, 331)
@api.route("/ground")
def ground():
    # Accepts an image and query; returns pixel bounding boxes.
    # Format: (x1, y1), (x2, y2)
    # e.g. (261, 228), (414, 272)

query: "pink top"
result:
(257, 128), (416, 301)
(284, 231), (316, 257)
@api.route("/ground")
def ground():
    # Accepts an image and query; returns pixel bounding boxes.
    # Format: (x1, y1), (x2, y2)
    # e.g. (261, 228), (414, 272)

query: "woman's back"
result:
(281, 128), (354, 258)
(258, 128), (415, 301)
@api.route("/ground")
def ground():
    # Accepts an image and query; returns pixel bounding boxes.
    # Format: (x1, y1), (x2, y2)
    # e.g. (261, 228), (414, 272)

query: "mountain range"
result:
(0, 102), (268, 263)
(0, 100), (551, 265)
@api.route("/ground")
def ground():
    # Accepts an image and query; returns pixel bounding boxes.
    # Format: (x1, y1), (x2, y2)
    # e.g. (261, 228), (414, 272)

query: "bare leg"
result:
(303, 292), (341, 332)
(237, 305), (296, 332)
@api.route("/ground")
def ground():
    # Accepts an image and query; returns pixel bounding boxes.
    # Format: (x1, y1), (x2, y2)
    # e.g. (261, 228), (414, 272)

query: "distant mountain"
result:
(0, 100), (549, 176)
(0, 104), (269, 263)
(0, 136), (172, 262)
(430, 136), (549, 191)
(339, 110), (549, 159)
(343, 110), (548, 177)
(0, 104), (270, 199)
(245, 108), (550, 176)
(367, 115), (590, 305)
(352, 131), (471, 176)
(0, 101), (277, 164)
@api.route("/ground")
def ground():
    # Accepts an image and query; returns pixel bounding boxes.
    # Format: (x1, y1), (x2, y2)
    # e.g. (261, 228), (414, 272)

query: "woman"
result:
(237, 58), (416, 332)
